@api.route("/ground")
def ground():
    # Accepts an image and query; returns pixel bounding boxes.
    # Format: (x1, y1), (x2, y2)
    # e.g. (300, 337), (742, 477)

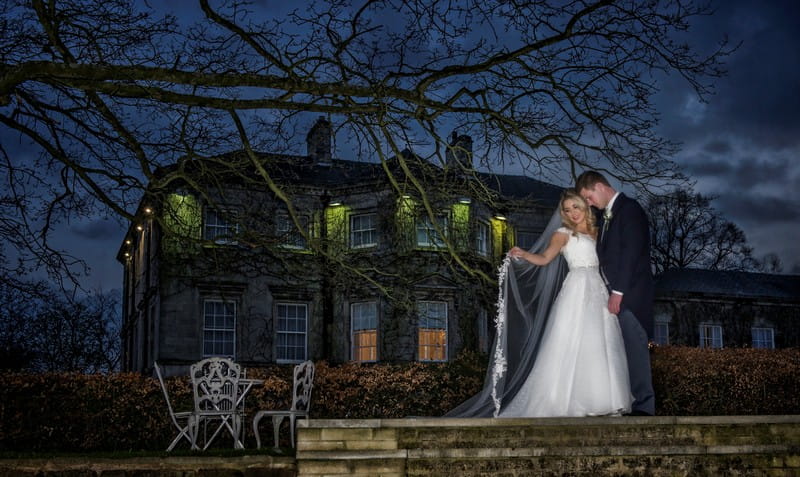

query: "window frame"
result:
(416, 214), (449, 249)
(653, 321), (670, 346)
(350, 213), (378, 249)
(202, 298), (236, 358)
(350, 301), (379, 362)
(203, 207), (239, 245)
(751, 327), (775, 349)
(477, 308), (489, 354)
(475, 221), (489, 256)
(275, 302), (308, 363)
(276, 213), (309, 249)
(515, 230), (538, 251)
(417, 300), (448, 362)
(699, 323), (723, 349)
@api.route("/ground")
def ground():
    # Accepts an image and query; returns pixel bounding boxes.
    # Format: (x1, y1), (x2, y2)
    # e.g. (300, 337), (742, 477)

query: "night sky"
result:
(652, 0), (800, 274)
(35, 0), (800, 292)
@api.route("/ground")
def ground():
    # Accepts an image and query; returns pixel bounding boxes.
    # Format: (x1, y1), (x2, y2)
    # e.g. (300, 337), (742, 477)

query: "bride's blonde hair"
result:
(559, 188), (596, 234)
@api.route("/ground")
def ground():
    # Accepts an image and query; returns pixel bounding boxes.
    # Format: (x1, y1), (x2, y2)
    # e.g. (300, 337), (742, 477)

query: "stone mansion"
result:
(117, 118), (562, 374)
(117, 118), (800, 375)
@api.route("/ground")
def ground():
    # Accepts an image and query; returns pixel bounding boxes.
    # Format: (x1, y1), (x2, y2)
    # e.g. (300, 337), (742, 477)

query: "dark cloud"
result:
(679, 149), (798, 193)
(678, 153), (734, 178)
(709, 3), (800, 141)
(657, 0), (800, 151)
(715, 193), (800, 224)
(702, 140), (732, 155)
(729, 157), (798, 190)
(71, 219), (125, 241)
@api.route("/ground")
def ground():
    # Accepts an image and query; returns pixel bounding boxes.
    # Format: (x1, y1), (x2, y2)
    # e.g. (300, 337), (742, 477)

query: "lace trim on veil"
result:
(490, 256), (512, 417)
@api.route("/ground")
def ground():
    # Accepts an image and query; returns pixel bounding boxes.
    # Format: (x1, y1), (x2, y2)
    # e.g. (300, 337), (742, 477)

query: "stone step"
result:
(296, 416), (800, 476)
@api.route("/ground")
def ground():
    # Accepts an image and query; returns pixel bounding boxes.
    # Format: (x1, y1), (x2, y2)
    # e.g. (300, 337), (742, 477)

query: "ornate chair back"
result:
(290, 360), (315, 413)
(190, 357), (242, 416)
(252, 360), (315, 449)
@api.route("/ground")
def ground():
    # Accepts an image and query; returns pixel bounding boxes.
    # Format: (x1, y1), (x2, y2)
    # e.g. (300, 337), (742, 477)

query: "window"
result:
(417, 301), (448, 361)
(416, 215), (448, 248)
(350, 213), (377, 248)
(752, 327), (775, 349)
(277, 214), (308, 249)
(203, 299), (236, 357)
(516, 231), (537, 251)
(699, 324), (723, 349)
(476, 222), (489, 256)
(276, 303), (307, 362)
(204, 208), (239, 244)
(477, 309), (489, 354)
(654, 322), (670, 346)
(351, 302), (378, 362)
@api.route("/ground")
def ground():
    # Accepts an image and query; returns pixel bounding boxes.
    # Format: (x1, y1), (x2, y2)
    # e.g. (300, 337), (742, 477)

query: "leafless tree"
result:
(1, 0), (733, 286)
(646, 189), (773, 275)
(0, 272), (121, 372)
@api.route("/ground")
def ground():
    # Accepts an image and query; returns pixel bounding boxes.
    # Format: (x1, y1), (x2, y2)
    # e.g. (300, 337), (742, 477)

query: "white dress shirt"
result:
(603, 191), (623, 297)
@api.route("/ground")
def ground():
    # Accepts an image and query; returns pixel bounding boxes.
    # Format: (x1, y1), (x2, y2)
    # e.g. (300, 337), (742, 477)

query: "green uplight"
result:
(451, 202), (471, 250)
(163, 192), (202, 254)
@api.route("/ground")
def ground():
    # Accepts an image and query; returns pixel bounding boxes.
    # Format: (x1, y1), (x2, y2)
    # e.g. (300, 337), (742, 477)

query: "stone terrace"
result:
(296, 415), (800, 476)
(1, 416), (798, 476)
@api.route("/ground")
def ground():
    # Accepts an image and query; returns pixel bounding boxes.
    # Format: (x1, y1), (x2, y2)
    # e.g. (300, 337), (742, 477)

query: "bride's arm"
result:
(508, 231), (568, 266)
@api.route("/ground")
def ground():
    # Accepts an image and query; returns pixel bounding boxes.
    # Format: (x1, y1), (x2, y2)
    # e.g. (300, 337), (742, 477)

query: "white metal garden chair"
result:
(154, 361), (197, 451)
(253, 360), (315, 448)
(190, 357), (244, 449)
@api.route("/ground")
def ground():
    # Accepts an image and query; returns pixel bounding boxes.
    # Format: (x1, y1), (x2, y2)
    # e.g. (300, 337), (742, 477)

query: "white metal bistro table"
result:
(233, 378), (264, 448)
(194, 377), (265, 449)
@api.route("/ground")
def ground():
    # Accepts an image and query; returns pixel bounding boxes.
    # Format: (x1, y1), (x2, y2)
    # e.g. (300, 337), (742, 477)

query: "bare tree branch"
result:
(0, 0), (733, 288)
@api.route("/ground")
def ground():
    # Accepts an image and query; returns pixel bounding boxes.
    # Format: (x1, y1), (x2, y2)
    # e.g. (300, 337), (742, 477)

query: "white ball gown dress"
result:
(498, 228), (632, 417)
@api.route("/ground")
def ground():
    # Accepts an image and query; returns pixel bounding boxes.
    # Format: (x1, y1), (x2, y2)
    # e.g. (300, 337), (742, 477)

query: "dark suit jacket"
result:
(596, 193), (655, 338)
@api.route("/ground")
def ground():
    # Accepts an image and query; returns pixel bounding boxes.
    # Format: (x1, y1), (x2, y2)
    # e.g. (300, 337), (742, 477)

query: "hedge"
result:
(0, 346), (798, 452)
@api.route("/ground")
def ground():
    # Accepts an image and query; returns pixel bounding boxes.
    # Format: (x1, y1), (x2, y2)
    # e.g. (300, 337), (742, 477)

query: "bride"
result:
(448, 188), (632, 417)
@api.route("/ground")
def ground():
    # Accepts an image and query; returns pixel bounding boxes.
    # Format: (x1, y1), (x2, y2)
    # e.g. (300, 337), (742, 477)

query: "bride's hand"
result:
(507, 246), (525, 259)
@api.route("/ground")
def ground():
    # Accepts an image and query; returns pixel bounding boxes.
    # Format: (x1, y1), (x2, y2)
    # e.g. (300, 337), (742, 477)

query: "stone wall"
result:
(296, 416), (800, 476)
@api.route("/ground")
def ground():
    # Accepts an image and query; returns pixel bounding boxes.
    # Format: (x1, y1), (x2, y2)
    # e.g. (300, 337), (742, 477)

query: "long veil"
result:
(446, 210), (568, 417)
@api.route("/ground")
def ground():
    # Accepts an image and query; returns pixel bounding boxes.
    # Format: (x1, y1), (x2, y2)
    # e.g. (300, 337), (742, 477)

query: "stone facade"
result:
(117, 118), (563, 374)
(654, 268), (800, 348)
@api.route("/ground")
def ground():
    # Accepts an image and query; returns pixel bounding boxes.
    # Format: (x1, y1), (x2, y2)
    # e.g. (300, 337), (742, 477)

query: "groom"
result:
(576, 171), (655, 416)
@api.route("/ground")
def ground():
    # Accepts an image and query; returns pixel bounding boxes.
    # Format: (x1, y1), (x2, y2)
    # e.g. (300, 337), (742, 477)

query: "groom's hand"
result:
(608, 293), (622, 315)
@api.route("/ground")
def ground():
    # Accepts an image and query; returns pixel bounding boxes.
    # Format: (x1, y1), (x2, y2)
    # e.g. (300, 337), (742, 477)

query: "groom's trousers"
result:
(618, 309), (656, 415)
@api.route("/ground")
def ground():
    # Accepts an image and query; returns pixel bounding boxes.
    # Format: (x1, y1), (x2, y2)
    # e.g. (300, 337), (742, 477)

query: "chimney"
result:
(307, 116), (332, 166)
(445, 131), (473, 169)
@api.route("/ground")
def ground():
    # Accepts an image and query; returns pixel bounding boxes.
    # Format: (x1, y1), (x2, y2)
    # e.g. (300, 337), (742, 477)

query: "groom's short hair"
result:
(576, 171), (611, 190)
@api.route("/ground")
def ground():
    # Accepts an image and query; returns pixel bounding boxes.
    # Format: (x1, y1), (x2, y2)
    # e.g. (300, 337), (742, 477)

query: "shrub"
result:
(0, 347), (797, 451)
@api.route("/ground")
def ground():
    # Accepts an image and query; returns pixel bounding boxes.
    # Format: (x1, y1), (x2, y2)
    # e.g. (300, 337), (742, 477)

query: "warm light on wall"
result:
(325, 202), (349, 245)
(144, 207), (153, 214)
(396, 195), (417, 246)
(163, 192), (202, 255)
(490, 216), (514, 258)
(451, 202), (471, 249)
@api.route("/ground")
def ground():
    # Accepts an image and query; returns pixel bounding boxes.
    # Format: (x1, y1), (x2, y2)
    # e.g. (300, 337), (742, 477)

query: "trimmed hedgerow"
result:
(0, 347), (798, 451)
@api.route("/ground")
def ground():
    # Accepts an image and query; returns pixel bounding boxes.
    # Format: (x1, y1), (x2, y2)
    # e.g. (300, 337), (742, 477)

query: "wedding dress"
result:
(446, 212), (632, 418)
(498, 227), (632, 417)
